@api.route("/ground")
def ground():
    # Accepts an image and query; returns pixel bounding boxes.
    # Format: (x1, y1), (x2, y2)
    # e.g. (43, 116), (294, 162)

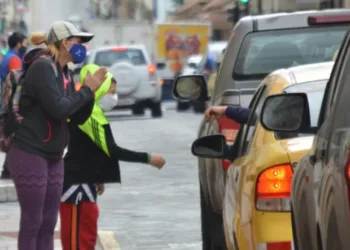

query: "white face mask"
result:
(99, 94), (118, 112)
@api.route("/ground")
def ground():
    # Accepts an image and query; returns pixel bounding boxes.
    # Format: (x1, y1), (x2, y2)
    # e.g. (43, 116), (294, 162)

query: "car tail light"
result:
(218, 116), (240, 170)
(308, 15), (350, 25)
(111, 47), (127, 52)
(148, 64), (156, 79)
(256, 164), (293, 211)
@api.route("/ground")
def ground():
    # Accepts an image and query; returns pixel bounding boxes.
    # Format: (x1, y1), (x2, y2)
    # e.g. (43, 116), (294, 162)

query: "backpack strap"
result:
(39, 54), (58, 78)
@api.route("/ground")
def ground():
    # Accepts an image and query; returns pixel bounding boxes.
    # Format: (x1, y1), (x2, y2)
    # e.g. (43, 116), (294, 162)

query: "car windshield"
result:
(94, 48), (146, 67)
(275, 80), (327, 140)
(233, 26), (347, 80)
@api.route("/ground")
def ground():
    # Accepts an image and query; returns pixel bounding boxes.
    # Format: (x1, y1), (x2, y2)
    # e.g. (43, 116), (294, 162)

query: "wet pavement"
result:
(0, 108), (204, 250)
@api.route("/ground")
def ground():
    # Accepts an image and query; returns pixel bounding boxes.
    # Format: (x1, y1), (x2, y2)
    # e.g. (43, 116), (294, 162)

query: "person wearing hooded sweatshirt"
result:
(60, 64), (166, 250)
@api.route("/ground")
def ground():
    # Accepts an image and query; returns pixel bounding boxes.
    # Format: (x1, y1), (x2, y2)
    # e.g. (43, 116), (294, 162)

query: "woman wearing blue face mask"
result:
(60, 64), (165, 250)
(6, 21), (108, 250)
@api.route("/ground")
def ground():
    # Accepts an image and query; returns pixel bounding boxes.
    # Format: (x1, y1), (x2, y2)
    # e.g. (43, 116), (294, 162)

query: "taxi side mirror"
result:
(260, 93), (311, 133)
(191, 134), (228, 159)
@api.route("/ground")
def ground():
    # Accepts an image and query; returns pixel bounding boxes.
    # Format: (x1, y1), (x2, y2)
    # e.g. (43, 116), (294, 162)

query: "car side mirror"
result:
(172, 74), (209, 102)
(156, 62), (166, 70)
(191, 134), (228, 159)
(260, 93), (311, 132)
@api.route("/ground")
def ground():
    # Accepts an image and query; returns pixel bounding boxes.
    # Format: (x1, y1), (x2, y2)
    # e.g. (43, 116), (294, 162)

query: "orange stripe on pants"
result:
(60, 202), (99, 250)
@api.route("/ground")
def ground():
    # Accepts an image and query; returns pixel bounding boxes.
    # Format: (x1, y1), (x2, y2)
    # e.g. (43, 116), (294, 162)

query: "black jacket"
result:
(63, 121), (149, 186)
(13, 56), (94, 160)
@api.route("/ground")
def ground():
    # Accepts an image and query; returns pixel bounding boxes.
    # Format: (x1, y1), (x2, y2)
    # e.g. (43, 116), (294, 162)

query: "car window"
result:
(275, 80), (327, 140)
(239, 86), (268, 156)
(94, 48), (146, 67)
(233, 26), (347, 81)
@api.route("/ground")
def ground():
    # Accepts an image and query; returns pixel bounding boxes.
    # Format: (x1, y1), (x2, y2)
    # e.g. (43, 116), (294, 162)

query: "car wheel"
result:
(132, 103), (145, 116)
(150, 101), (163, 118)
(177, 101), (190, 111)
(200, 184), (227, 250)
(193, 101), (206, 113)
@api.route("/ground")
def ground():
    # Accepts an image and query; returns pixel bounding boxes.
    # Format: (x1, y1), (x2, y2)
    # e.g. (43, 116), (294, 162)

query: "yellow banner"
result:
(156, 24), (210, 74)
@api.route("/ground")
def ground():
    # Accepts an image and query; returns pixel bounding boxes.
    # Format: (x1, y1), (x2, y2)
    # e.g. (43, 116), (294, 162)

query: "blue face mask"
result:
(69, 43), (87, 64)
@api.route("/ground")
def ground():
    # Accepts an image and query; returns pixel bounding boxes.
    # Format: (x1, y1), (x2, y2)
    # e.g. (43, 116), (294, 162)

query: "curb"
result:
(0, 180), (17, 203)
(98, 231), (121, 250)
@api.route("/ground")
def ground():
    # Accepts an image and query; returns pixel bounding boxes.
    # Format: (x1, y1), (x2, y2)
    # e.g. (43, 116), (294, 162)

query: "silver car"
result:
(85, 44), (162, 118)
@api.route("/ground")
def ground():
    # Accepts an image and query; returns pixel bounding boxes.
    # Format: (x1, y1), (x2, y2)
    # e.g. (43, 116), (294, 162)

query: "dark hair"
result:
(8, 32), (27, 49)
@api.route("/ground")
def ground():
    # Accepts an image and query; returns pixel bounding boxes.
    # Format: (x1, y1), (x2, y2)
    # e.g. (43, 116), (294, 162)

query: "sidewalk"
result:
(0, 206), (62, 249)
(0, 205), (119, 249)
(0, 179), (16, 203)
(0, 176), (119, 249)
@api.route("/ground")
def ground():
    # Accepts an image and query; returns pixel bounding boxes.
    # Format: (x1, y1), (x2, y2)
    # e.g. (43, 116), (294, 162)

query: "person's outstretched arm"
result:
(104, 125), (165, 168)
(225, 106), (256, 124)
(29, 58), (94, 119)
(205, 105), (256, 124)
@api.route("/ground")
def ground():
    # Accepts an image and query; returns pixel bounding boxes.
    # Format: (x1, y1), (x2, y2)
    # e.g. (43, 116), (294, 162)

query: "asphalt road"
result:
(100, 109), (203, 250)
(0, 108), (204, 250)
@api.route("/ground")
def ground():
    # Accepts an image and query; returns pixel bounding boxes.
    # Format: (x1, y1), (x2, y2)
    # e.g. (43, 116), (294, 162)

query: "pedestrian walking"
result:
(0, 31), (27, 179)
(60, 64), (166, 250)
(7, 21), (108, 250)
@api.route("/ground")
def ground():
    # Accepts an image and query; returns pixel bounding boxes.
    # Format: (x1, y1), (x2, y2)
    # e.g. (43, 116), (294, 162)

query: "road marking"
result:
(98, 231), (121, 250)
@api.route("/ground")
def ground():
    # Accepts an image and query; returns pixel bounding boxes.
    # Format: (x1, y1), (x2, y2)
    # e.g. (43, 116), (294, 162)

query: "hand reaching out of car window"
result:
(205, 106), (227, 121)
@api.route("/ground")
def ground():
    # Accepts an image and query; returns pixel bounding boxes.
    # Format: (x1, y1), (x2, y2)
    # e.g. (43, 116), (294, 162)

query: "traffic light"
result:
(1, 48), (8, 55)
(239, 0), (249, 3)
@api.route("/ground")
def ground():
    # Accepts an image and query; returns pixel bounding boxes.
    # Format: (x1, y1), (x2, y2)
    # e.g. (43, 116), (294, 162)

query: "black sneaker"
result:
(0, 170), (11, 179)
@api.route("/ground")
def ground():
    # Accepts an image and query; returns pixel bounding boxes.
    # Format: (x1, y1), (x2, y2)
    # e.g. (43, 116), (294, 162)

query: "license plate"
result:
(117, 98), (135, 106)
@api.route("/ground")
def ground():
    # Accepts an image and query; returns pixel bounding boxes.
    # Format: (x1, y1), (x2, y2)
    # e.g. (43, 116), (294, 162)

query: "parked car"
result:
(173, 61), (332, 250)
(259, 26), (350, 250)
(78, 44), (162, 117)
(181, 54), (203, 76)
(177, 10), (350, 250)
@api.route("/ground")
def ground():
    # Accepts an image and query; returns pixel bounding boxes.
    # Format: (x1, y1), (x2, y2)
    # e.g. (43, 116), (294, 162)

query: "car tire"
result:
(193, 101), (206, 113)
(132, 103), (145, 116)
(177, 101), (190, 111)
(150, 101), (163, 118)
(200, 184), (227, 250)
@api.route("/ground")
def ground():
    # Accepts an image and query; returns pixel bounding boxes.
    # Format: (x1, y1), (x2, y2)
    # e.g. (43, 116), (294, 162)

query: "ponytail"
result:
(30, 32), (60, 62)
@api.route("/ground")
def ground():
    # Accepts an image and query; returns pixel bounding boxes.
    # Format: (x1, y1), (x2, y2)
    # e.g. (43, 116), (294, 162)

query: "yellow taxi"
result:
(221, 62), (334, 250)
